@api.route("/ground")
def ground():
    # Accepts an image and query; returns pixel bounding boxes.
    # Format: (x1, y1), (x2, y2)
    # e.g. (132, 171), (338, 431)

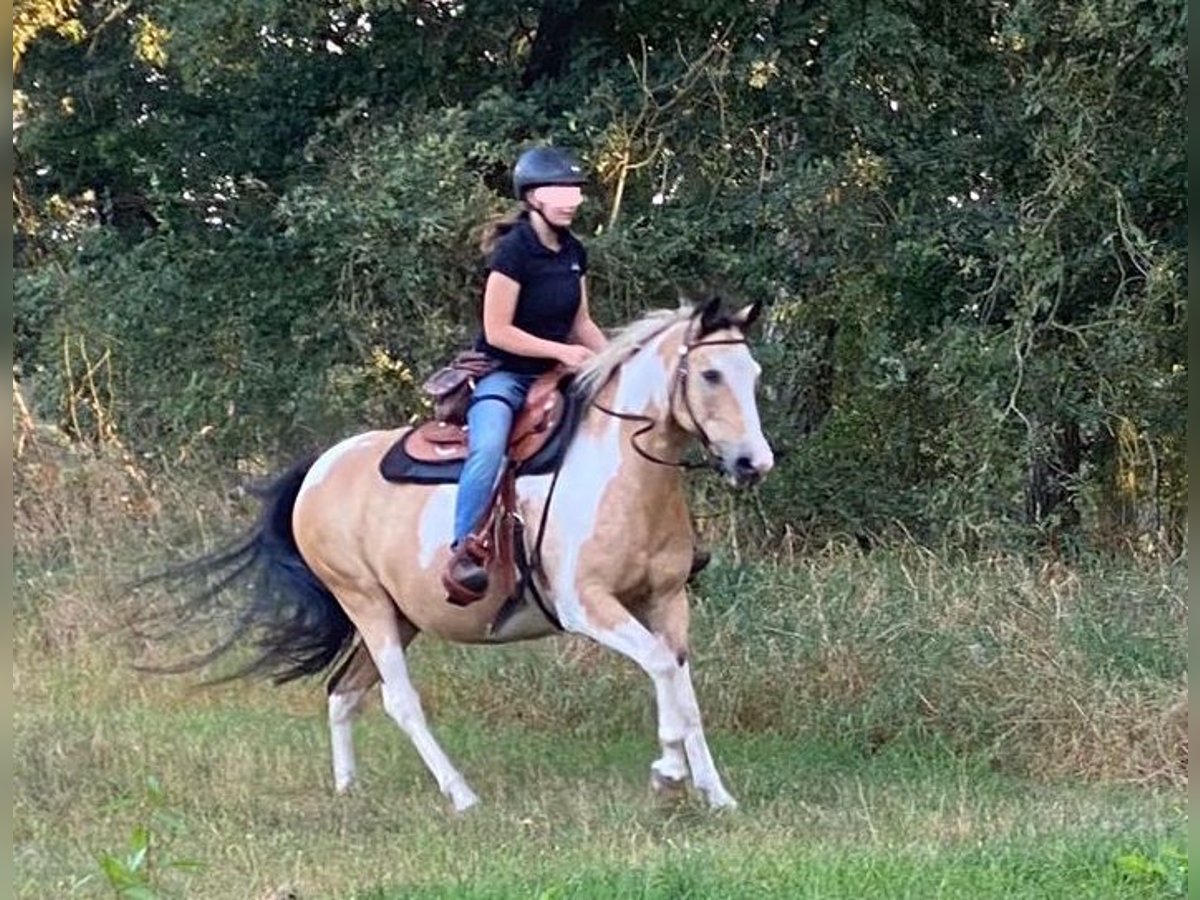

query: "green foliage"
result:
(13, 0), (1186, 551)
(1112, 845), (1187, 897)
(94, 776), (203, 898)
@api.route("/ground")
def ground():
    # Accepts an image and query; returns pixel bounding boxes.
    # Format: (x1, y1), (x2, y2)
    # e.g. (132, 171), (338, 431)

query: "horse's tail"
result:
(136, 456), (354, 685)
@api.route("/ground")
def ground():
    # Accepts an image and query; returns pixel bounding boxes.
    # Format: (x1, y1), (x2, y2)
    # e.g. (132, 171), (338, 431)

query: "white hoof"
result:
(447, 781), (481, 814)
(334, 775), (356, 795)
(702, 786), (738, 810)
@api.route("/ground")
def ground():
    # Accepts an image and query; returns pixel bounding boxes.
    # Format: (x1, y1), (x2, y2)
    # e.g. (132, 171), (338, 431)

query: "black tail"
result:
(135, 456), (354, 684)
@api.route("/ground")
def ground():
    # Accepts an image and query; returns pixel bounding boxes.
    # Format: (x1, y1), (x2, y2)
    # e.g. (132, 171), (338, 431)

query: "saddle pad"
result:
(379, 388), (586, 485)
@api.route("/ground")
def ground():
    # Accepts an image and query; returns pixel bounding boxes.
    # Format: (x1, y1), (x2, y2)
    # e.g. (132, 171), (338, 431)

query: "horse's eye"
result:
(701, 369), (722, 385)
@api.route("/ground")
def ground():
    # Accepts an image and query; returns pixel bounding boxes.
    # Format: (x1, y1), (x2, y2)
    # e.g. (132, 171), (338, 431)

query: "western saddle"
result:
(379, 369), (573, 608)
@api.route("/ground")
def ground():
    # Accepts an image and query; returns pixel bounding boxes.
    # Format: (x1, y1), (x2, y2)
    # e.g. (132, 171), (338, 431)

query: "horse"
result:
(151, 297), (774, 813)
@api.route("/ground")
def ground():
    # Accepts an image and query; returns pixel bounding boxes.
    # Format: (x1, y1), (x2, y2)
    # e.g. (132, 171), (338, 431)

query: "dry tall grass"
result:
(14, 425), (1188, 788)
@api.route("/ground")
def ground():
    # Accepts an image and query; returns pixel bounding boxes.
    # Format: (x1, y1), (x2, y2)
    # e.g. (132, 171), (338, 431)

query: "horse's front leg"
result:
(644, 588), (737, 809)
(558, 586), (737, 810)
(661, 658), (736, 809)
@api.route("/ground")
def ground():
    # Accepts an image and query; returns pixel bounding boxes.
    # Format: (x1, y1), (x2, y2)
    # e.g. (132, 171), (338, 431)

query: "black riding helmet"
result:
(512, 146), (587, 199)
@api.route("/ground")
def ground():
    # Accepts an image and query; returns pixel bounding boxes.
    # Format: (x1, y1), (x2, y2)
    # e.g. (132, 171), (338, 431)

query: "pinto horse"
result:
(156, 298), (773, 813)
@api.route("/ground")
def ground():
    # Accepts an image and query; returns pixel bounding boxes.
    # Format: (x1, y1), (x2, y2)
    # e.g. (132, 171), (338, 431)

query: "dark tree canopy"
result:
(14, 0), (1187, 553)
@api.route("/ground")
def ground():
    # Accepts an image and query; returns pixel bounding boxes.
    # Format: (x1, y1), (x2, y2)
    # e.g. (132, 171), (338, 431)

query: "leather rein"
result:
(519, 319), (748, 630)
(592, 326), (749, 471)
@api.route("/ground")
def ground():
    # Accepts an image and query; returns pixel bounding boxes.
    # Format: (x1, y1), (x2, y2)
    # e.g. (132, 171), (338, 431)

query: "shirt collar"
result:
(517, 211), (571, 257)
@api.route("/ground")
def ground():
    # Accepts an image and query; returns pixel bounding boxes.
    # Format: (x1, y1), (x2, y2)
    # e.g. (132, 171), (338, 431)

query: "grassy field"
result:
(13, 451), (1188, 898)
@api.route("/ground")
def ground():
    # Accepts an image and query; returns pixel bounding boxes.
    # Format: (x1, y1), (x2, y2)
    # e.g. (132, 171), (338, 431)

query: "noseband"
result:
(593, 320), (748, 471)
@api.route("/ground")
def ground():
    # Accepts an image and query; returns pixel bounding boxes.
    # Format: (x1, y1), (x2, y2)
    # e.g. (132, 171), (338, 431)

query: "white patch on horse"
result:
(328, 688), (366, 793)
(618, 331), (674, 412)
(549, 413), (623, 579)
(375, 640), (479, 812)
(300, 433), (376, 498)
(548, 328), (673, 584)
(723, 346), (774, 474)
(417, 484), (457, 568)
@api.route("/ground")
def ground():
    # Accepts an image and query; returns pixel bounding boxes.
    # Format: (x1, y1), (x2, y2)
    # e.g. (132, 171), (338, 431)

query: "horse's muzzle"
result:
(723, 449), (774, 488)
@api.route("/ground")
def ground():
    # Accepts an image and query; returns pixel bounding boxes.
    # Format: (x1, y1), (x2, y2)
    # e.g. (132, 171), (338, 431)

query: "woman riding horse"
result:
(303, 300), (773, 812)
(446, 145), (607, 602)
(140, 148), (775, 813)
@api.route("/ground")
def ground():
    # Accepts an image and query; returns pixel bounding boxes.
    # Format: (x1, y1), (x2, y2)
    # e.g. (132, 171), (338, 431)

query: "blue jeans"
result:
(453, 370), (536, 545)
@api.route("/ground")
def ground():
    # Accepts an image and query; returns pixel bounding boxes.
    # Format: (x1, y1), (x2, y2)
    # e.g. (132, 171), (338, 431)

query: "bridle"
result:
(593, 317), (749, 471)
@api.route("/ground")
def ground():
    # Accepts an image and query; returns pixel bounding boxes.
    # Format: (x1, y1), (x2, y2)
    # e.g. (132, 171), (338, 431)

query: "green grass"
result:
(13, 458), (1187, 898)
(14, 635), (1186, 899)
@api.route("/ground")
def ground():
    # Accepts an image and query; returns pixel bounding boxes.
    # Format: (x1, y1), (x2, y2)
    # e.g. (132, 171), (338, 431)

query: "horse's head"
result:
(672, 298), (775, 487)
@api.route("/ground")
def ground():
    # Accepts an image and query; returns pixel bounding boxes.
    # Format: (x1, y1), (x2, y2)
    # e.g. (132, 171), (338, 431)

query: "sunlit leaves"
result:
(13, 0), (83, 72)
(132, 14), (171, 68)
(11, 0), (1186, 549)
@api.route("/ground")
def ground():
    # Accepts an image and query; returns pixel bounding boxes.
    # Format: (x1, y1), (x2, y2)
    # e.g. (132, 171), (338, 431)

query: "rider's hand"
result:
(557, 344), (595, 368)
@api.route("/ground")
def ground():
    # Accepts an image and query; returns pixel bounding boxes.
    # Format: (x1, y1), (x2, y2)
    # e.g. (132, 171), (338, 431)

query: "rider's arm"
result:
(571, 278), (608, 352)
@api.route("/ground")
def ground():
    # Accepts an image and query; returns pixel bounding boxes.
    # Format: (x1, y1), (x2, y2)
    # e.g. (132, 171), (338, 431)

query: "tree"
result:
(14, 0), (1186, 552)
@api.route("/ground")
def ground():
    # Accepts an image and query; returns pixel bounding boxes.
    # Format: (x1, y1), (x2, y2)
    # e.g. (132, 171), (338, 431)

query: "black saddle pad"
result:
(379, 388), (586, 485)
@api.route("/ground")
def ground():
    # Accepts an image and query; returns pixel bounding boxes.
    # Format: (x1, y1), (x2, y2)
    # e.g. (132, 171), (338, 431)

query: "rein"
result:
(519, 320), (747, 630)
(593, 331), (749, 470)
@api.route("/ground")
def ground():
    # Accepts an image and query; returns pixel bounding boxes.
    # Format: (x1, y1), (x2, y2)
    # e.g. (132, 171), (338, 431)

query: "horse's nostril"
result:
(736, 456), (755, 474)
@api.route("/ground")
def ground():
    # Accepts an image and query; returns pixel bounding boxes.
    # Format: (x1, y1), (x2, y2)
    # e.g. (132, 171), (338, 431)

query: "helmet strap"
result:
(524, 197), (570, 240)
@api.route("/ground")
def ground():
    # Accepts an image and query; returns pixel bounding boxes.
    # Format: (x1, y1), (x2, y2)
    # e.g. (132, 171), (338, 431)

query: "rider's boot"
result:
(443, 537), (490, 606)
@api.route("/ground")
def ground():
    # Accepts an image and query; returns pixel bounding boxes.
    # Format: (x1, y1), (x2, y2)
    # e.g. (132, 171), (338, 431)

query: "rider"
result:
(443, 146), (607, 602)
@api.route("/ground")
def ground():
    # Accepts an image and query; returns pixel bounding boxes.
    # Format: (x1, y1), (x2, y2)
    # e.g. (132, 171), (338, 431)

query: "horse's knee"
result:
(381, 680), (426, 732)
(328, 689), (364, 726)
(644, 643), (688, 681)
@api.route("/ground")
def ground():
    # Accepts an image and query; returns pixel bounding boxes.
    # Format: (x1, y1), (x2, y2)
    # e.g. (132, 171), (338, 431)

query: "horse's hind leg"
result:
(326, 622), (416, 794)
(327, 640), (374, 794)
(335, 587), (480, 813)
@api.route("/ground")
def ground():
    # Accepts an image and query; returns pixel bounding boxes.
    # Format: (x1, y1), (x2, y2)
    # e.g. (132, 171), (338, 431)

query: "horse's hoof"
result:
(447, 783), (481, 814)
(705, 789), (738, 811)
(649, 771), (688, 799)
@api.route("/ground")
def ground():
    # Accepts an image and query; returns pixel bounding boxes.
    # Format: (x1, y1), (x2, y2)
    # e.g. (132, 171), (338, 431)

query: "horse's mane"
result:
(572, 304), (696, 404)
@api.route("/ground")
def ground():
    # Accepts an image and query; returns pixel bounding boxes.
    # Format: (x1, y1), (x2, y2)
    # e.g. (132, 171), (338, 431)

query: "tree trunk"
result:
(1024, 418), (1081, 530)
(521, 0), (618, 89)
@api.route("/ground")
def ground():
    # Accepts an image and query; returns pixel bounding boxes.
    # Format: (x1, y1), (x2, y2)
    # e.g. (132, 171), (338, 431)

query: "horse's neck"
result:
(564, 327), (691, 506)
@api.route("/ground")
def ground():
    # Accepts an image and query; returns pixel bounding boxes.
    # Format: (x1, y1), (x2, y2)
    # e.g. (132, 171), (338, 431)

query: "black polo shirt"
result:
(474, 214), (588, 375)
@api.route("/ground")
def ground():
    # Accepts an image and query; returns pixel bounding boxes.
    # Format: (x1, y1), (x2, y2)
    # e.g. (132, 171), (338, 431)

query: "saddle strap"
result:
(511, 514), (563, 631)
(493, 469), (519, 600)
(469, 463), (564, 633)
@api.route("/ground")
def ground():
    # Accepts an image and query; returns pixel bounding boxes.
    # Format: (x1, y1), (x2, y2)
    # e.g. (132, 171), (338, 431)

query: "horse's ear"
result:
(698, 295), (723, 333)
(732, 300), (762, 331)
